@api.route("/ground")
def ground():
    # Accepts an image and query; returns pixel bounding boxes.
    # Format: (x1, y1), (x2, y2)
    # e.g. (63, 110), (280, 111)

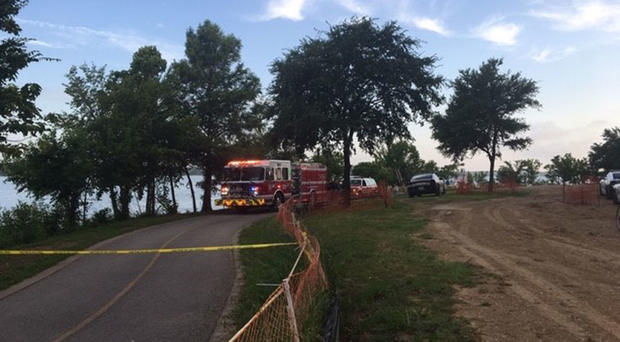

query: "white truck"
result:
(600, 170), (620, 204)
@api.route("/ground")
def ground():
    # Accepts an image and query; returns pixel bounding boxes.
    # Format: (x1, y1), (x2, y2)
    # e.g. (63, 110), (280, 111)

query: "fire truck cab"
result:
(215, 160), (327, 209)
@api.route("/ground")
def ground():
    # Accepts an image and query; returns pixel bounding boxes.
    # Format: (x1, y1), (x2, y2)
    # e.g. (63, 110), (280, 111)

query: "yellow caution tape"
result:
(0, 242), (298, 255)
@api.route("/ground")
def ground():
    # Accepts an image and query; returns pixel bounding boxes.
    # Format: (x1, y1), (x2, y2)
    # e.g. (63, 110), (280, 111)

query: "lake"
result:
(0, 176), (223, 216)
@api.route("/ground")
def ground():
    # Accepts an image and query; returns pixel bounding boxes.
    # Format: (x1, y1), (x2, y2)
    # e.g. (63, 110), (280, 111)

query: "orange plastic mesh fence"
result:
(563, 177), (600, 206)
(456, 180), (469, 194)
(230, 189), (388, 341)
(230, 197), (328, 342)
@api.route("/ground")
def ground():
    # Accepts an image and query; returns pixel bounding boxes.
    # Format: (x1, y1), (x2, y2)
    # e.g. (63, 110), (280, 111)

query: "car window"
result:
(613, 173), (620, 180)
(412, 174), (432, 181)
(265, 168), (274, 180)
(362, 180), (367, 186)
(282, 167), (289, 180)
(223, 168), (240, 181)
(351, 179), (362, 186)
(241, 167), (264, 181)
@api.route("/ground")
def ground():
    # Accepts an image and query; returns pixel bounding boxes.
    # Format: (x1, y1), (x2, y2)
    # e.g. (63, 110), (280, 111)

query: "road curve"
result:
(0, 213), (271, 342)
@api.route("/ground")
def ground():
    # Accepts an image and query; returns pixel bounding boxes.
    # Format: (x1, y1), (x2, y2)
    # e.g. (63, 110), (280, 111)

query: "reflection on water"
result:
(0, 176), (223, 216)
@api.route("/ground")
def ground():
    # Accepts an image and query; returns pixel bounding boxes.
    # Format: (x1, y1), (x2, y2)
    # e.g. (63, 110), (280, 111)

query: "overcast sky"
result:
(14, 0), (620, 170)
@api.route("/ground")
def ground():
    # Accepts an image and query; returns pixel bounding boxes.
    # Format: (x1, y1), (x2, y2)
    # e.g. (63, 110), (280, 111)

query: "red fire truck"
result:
(215, 160), (327, 209)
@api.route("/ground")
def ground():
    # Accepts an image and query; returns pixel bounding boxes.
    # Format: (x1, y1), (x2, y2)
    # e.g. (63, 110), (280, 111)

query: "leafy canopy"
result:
(0, 0), (55, 156)
(269, 17), (443, 153)
(167, 20), (261, 211)
(589, 127), (620, 172)
(431, 58), (540, 190)
(268, 17), (443, 201)
(545, 153), (589, 185)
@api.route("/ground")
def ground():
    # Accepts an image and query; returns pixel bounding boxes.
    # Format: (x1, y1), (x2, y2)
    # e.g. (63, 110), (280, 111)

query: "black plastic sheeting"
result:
(321, 294), (340, 342)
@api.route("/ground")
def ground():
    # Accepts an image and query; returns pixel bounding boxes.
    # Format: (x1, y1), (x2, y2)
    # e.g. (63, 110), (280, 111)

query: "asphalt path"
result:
(0, 213), (271, 342)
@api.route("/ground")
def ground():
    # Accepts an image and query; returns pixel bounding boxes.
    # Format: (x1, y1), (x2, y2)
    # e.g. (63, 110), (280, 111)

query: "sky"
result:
(12, 0), (620, 171)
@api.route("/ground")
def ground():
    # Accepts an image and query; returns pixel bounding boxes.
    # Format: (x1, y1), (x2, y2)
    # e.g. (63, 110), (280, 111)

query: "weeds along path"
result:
(422, 187), (620, 342)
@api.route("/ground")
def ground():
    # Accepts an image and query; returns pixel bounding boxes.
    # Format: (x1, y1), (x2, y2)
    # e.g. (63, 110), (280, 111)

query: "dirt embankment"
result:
(421, 186), (620, 342)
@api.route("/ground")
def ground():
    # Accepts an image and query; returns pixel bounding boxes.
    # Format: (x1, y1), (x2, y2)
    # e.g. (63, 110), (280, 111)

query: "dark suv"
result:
(407, 173), (446, 197)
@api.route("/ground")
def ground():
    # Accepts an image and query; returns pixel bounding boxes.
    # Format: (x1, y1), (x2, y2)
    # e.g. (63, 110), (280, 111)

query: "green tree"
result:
(3, 126), (93, 227)
(169, 20), (261, 212)
(311, 148), (344, 184)
(63, 46), (181, 219)
(352, 161), (392, 183)
(518, 159), (542, 185)
(545, 153), (589, 186)
(120, 46), (170, 216)
(436, 163), (461, 182)
(377, 140), (424, 185)
(497, 161), (521, 184)
(63, 64), (137, 219)
(0, 0), (53, 156)
(472, 171), (487, 185)
(421, 160), (439, 174)
(431, 58), (540, 192)
(589, 127), (620, 173)
(268, 17), (443, 204)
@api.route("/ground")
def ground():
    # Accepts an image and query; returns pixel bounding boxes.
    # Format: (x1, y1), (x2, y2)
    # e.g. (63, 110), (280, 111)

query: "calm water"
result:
(0, 176), (223, 216)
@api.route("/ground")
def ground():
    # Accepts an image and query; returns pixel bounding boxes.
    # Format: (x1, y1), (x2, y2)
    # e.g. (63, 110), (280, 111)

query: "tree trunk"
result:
(488, 129), (498, 193)
(488, 156), (495, 192)
(185, 167), (197, 213)
(343, 135), (353, 207)
(66, 195), (80, 229)
(169, 174), (177, 209)
(395, 169), (403, 186)
(82, 192), (88, 223)
(201, 167), (212, 213)
(151, 179), (156, 214)
(119, 185), (131, 220)
(562, 181), (566, 202)
(109, 187), (120, 220)
(146, 178), (155, 216)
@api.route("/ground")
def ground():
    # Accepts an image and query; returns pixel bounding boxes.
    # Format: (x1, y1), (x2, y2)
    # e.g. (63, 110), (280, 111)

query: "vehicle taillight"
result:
(221, 186), (229, 196)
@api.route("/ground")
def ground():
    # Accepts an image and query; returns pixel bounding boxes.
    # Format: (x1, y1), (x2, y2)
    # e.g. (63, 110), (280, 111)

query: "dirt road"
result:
(422, 186), (620, 341)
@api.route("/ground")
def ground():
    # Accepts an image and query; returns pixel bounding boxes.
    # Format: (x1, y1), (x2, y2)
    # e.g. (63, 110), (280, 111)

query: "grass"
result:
(236, 196), (483, 342)
(0, 213), (198, 290)
(234, 217), (330, 341)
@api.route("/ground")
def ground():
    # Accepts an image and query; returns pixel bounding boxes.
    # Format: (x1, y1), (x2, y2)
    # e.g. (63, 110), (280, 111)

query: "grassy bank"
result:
(0, 213), (198, 290)
(236, 197), (482, 341)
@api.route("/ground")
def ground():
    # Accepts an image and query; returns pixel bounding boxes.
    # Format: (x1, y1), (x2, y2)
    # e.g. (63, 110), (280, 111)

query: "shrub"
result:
(156, 194), (178, 215)
(0, 202), (53, 247)
(92, 208), (112, 224)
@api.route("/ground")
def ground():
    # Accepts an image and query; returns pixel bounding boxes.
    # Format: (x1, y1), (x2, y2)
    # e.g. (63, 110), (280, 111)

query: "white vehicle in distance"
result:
(350, 176), (378, 198)
(600, 170), (620, 201)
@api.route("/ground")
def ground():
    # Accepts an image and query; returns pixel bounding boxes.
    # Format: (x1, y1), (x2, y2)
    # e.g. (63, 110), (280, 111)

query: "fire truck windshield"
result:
(223, 168), (241, 181)
(241, 167), (265, 181)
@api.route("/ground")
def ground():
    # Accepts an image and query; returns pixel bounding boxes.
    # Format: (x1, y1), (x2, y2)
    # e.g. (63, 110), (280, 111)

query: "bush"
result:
(0, 202), (57, 247)
(156, 194), (178, 215)
(92, 208), (112, 224)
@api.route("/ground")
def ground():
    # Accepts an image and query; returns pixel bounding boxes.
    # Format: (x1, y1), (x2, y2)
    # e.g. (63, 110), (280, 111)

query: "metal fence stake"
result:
(283, 278), (301, 342)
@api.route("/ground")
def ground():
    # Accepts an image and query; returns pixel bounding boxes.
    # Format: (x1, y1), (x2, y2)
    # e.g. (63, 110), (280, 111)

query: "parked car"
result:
(407, 173), (446, 197)
(350, 176), (378, 198)
(600, 170), (620, 200)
